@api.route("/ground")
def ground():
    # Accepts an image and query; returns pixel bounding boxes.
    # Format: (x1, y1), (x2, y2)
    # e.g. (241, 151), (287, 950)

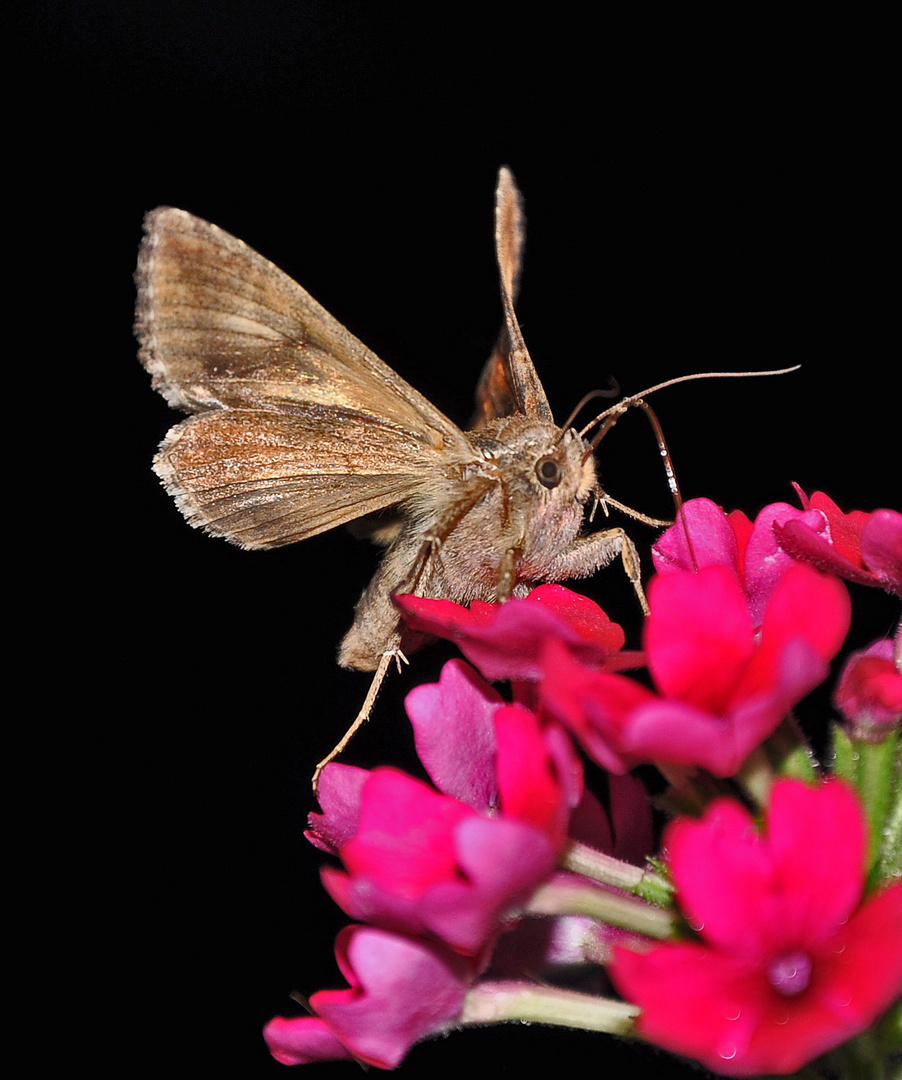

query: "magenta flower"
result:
(395, 583), (631, 683)
(834, 637), (902, 729)
(319, 766), (558, 953)
(651, 497), (755, 585)
(542, 562), (851, 776)
(653, 496), (839, 626)
(269, 660), (657, 1071)
(264, 926), (476, 1068)
(308, 660), (572, 953)
(610, 779), (902, 1077)
(404, 657), (583, 831)
(774, 487), (902, 596)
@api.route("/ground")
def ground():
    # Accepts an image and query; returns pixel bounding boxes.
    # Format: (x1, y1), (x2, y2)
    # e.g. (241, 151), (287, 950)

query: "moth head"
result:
(524, 425), (598, 505)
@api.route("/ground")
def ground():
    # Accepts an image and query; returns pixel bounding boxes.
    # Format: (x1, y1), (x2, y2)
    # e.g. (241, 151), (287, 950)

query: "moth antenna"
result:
(582, 398), (690, 533)
(636, 399), (681, 514)
(577, 366), (800, 440)
(630, 400), (699, 566)
(558, 380), (621, 439)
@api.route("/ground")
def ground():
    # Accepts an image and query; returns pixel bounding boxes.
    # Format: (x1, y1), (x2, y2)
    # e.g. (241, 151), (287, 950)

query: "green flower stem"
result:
(858, 727), (900, 886)
(561, 840), (674, 907)
(460, 979), (639, 1035)
(876, 997), (902, 1059)
(832, 722), (857, 783)
(881, 774), (902, 884)
(527, 869), (677, 940)
(834, 723), (902, 887)
(822, 1025), (894, 1080)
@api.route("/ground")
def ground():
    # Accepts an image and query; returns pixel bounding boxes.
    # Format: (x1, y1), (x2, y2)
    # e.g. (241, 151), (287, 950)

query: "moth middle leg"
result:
(543, 527), (649, 615)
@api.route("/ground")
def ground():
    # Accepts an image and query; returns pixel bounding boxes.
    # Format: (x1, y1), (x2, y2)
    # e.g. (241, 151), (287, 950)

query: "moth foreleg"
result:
(395, 478), (497, 596)
(545, 528), (649, 615)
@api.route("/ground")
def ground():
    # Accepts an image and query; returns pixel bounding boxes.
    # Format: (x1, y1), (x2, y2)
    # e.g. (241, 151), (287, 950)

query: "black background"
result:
(20, 4), (897, 1076)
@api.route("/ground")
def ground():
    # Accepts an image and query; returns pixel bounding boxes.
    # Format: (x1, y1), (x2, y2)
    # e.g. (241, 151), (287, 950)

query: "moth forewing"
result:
(136, 207), (469, 445)
(472, 166), (552, 425)
(136, 207), (476, 554)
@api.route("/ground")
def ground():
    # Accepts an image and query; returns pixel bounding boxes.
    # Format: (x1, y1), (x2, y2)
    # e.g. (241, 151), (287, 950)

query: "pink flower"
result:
(395, 584), (631, 683)
(309, 661), (572, 954)
(653, 492), (902, 627)
(774, 488), (902, 596)
(652, 497), (753, 585)
(610, 779), (902, 1077)
(404, 657), (582, 827)
(264, 926), (476, 1068)
(542, 562), (851, 776)
(653, 496), (842, 625)
(834, 638), (902, 729)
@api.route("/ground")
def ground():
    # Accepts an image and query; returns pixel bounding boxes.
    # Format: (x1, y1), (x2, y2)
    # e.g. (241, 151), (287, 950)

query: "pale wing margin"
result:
(154, 406), (453, 549)
(135, 207), (471, 458)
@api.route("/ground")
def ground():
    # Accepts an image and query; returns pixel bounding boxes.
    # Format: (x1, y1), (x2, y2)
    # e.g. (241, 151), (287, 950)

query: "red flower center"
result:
(766, 950), (812, 996)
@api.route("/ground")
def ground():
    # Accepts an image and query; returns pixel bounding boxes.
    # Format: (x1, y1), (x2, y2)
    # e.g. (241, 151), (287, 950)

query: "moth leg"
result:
(617, 531), (649, 616)
(545, 528), (649, 616)
(395, 478), (497, 596)
(497, 545), (524, 601)
(312, 645), (399, 792)
(395, 534), (442, 596)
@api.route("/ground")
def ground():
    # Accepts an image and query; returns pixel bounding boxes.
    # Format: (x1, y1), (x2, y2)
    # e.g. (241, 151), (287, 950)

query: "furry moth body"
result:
(135, 169), (642, 674)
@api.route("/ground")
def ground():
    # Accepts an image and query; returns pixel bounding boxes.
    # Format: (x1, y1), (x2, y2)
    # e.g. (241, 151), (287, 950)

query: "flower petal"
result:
(743, 500), (829, 623)
(263, 1016), (356, 1066)
(493, 703), (572, 845)
(861, 508), (902, 594)
(645, 567), (755, 712)
(610, 781), (901, 1077)
(312, 927), (473, 1068)
(405, 660), (502, 812)
(306, 764), (369, 854)
(834, 638), (902, 726)
(754, 562), (850, 670)
(651, 498), (743, 581)
(395, 587), (624, 682)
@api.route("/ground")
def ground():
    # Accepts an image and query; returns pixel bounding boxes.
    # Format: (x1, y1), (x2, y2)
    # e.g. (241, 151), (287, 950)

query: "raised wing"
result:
(473, 168), (553, 426)
(136, 208), (468, 440)
(136, 208), (475, 548)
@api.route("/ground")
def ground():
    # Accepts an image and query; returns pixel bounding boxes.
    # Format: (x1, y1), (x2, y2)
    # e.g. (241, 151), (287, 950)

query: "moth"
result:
(135, 170), (789, 774)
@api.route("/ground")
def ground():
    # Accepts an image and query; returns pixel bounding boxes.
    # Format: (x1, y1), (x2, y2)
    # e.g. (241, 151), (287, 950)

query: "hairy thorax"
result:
(339, 416), (600, 670)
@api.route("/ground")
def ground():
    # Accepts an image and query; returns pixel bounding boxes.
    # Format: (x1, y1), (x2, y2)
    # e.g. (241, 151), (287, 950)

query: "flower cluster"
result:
(266, 492), (902, 1076)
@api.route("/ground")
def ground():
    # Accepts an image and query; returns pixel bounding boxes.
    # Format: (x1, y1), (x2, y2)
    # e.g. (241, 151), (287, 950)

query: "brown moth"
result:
(137, 170), (790, 775)
(136, 168), (646, 665)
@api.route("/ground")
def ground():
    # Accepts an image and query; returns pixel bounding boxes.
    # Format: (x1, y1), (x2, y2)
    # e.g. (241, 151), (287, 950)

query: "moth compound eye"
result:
(535, 455), (563, 489)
